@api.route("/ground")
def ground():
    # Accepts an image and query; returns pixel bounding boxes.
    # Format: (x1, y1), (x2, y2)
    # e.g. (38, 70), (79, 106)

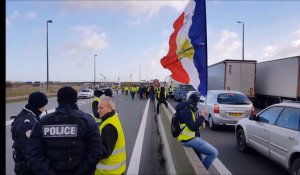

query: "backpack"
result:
(170, 112), (185, 137)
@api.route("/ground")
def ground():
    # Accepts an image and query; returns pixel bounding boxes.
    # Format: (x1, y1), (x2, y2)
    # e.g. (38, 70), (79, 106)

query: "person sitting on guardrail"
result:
(176, 93), (218, 170)
(11, 92), (48, 175)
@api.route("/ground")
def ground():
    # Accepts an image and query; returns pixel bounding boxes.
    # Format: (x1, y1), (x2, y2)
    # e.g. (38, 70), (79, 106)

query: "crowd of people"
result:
(10, 83), (218, 175)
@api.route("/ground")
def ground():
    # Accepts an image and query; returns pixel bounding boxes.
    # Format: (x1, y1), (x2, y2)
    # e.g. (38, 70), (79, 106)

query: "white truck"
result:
(255, 56), (300, 108)
(165, 75), (184, 98)
(208, 59), (256, 100)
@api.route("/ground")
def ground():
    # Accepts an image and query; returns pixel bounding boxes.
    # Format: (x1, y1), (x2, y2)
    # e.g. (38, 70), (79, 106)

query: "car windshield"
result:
(81, 89), (90, 92)
(180, 85), (195, 91)
(217, 93), (251, 104)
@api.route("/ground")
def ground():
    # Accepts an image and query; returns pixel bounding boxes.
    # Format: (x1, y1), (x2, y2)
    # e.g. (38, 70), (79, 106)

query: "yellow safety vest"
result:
(178, 111), (197, 142)
(90, 97), (101, 124)
(158, 91), (167, 99)
(95, 114), (126, 175)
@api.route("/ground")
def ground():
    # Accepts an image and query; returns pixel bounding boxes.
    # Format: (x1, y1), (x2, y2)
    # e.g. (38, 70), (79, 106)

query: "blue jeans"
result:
(181, 137), (218, 170)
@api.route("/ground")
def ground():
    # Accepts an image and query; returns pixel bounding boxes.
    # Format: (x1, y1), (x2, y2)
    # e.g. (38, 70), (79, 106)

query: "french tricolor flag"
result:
(161, 0), (208, 96)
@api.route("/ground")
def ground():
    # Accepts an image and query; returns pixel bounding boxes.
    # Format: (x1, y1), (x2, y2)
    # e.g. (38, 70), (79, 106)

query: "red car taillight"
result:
(214, 104), (219, 114)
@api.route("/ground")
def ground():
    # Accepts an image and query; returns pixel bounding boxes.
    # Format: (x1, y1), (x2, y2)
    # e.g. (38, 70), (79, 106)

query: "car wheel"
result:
(291, 158), (300, 175)
(236, 129), (249, 153)
(208, 115), (216, 130)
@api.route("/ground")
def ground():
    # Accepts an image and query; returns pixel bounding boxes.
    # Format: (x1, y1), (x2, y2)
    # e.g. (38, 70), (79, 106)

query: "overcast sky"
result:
(6, 1), (300, 82)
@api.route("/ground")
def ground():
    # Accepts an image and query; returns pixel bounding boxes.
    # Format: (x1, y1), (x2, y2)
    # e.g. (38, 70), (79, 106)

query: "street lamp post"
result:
(237, 21), (244, 61)
(46, 20), (53, 94)
(94, 54), (98, 89)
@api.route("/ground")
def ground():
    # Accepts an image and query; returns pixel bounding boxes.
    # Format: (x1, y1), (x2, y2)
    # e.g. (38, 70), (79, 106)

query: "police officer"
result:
(94, 95), (126, 175)
(26, 86), (103, 175)
(11, 91), (48, 175)
(91, 89), (104, 125)
(156, 87), (168, 114)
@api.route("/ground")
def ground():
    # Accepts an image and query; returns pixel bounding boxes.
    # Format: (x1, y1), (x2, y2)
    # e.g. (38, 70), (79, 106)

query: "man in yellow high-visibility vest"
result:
(95, 96), (126, 175)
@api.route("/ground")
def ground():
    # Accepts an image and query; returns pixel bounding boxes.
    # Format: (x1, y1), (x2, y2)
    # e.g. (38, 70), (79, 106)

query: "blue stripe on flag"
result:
(188, 0), (207, 96)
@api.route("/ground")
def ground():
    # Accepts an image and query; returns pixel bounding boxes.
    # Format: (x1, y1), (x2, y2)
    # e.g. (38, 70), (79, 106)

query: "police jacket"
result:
(26, 103), (103, 175)
(11, 106), (40, 163)
(175, 101), (205, 138)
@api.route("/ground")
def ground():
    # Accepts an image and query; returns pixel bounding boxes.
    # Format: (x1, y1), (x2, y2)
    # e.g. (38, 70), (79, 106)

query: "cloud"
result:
(162, 29), (170, 37)
(127, 18), (142, 27)
(208, 30), (241, 64)
(10, 10), (19, 20)
(60, 1), (189, 25)
(65, 25), (109, 55)
(6, 18), (10, 27)
(294, 29), (300, 35)
(25, 12), (37, 19)
(292, 40), (300, 47)
(263, 45), (278, 58)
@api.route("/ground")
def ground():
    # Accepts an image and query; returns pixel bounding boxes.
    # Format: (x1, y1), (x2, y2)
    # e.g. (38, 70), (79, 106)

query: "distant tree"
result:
(6, 81), (13, 88)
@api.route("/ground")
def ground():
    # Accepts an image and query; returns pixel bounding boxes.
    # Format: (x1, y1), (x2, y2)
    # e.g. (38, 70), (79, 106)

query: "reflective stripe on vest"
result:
(158, 91), (166, 99)
(178, 111), (196, 142)
(96, 160), (126, 171)
(95, 114), (126, 175)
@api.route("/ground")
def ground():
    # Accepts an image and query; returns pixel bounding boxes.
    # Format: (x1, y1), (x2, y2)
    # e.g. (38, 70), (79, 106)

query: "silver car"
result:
(78, 89), (94, 99)
(198, 90), (254, 130)
(236, 102), (300, 174)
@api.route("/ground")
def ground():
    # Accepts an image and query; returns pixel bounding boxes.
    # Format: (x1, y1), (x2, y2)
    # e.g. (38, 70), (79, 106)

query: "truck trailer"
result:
(208, 59), (256, 100)
(255, 56), (300, 108)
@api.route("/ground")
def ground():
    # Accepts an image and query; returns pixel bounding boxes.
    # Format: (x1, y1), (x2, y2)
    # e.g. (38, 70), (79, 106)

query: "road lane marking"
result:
(127, 99), (150, 174)
(6, 99), (93, 126)
(166, 100), (232, 175)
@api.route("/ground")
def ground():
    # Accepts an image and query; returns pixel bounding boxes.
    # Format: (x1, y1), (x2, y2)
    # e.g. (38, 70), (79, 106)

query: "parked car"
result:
(174, 84), (195, 102)
(198, 90), (254, 129)
(235, 102), (300, 174)
(78, 89), (94, 99)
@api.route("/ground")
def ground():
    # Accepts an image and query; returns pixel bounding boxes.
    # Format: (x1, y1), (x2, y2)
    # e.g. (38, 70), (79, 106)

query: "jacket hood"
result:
(175, 101), (190, 111)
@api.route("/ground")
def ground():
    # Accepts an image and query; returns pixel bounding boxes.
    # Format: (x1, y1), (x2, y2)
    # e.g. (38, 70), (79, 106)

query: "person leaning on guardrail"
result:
(176, 93), (218, 170)
(95, 95), (127, 175)
(26, 86), (103, 175)
(11, 92), (48, 175)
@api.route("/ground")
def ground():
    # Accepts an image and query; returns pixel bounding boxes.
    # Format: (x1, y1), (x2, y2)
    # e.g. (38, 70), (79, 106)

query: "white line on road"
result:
(166, 101), (232, 175)
(127, 99), (150, 174)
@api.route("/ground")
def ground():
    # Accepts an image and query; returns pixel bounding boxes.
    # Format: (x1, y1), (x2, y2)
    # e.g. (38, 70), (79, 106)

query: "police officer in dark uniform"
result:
(26, 86), (103, 175)
(11, 91), (48, 175)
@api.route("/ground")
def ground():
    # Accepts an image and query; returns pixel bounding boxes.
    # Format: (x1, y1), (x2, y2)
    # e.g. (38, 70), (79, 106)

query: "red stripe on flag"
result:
(160, 13), (189, 84)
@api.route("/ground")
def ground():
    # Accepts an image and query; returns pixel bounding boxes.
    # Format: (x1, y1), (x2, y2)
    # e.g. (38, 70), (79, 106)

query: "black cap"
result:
(28, 92), (48, 109)
(94, 89), (104, 97)
(104, 88), (113, 97)
(57, 86), (78, 105)
(188, 93), (200, 105)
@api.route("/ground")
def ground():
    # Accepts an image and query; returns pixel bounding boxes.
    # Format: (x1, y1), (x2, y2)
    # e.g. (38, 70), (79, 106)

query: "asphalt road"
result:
(5, 93), (165, 175)
(168, 99), (289, 175)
